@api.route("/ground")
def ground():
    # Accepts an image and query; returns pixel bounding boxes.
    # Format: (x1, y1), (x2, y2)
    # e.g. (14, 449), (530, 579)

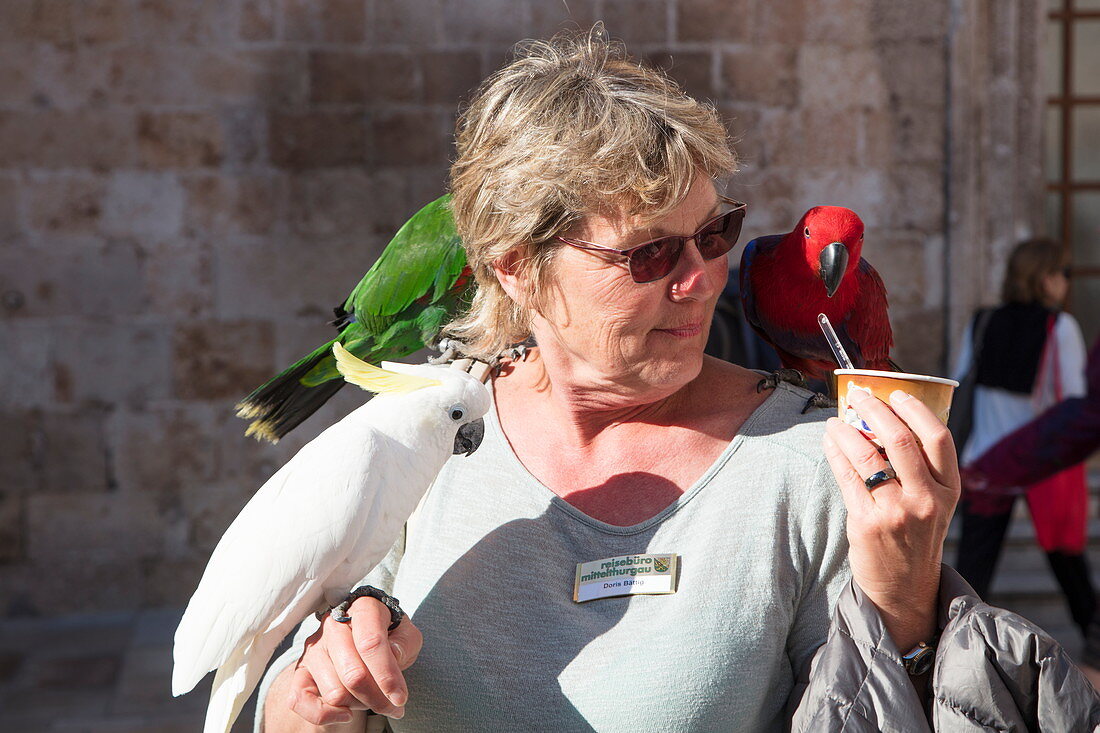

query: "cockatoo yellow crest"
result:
(332, 341), (441, 394)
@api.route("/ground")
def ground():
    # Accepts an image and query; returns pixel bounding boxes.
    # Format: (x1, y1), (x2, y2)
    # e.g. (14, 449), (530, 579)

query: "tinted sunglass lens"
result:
(698, 210), (744, 259)
(625, 206), (745, 282)
(630, 239), (683, 283)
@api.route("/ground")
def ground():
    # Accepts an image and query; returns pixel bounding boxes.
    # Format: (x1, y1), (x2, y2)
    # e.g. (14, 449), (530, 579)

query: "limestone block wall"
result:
(0, 0), (1039, 616)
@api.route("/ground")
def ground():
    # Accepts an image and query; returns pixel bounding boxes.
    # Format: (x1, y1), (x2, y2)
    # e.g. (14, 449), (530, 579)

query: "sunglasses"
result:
(556, 197), (747, 283)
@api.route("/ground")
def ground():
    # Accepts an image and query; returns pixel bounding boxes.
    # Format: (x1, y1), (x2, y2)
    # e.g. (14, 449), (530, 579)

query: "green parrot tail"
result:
(235, 339), (346, 443)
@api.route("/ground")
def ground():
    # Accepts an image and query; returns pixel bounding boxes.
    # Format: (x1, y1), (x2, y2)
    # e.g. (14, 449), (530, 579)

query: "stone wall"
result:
(947, 0), (1049, 342)
(0, 0), (1041, 616)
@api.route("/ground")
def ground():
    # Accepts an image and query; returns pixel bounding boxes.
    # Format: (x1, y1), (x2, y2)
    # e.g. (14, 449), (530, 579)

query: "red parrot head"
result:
(795, 206), (865, 298)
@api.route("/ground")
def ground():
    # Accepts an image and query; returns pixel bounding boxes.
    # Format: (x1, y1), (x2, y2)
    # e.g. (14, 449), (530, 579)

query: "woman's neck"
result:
(491, 347), (769, 525)
(494, 348), (697, 447)
(492, 346), (768, 453)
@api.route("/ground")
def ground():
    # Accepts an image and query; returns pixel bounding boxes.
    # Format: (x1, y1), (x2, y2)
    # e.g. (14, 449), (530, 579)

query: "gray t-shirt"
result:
(257, 381), (850, 732)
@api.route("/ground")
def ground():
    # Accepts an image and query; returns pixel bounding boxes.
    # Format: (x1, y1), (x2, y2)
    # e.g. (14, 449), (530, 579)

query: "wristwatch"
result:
(901, 639), (937, 676)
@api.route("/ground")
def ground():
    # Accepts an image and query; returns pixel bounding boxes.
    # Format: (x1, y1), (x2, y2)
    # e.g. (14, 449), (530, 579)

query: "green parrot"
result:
(237, 194), (472, 442)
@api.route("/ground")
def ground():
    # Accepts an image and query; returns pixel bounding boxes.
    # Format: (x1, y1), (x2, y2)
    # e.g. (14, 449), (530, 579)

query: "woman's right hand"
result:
(266, 596), (423, 729)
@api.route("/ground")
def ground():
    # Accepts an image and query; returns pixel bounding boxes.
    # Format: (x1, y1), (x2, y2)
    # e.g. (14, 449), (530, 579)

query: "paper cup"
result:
(835, 369), (959, 447)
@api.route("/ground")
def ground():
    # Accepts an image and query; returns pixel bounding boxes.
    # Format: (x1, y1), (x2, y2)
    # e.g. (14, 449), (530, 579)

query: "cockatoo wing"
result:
(173, 416), (387, 697)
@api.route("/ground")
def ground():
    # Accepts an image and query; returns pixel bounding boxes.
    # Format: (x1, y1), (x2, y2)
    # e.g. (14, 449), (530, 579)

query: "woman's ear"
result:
(492, 250), (527, 305)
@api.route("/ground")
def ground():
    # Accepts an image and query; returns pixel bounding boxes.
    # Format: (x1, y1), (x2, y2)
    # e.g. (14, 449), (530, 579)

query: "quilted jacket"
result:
(791, 565), (1100, 731)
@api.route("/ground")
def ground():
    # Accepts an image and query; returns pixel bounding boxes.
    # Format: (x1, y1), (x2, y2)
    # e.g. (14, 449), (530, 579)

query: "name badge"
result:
(572, 553), (679, 602)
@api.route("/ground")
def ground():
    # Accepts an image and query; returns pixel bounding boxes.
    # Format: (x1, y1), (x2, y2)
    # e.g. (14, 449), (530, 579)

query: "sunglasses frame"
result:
(556, 196), (748, 283)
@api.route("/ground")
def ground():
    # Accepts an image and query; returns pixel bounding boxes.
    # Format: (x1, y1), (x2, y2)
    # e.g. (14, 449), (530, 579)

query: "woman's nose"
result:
(669, 239), (722, 301)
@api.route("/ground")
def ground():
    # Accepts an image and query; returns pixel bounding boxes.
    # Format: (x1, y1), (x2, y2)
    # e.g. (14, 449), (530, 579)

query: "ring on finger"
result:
(863, 466), (898, 490)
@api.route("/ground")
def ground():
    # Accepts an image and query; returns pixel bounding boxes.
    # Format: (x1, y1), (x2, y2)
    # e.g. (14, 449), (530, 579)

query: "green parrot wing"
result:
(345, 194), (468, 332)
(300, 304), (453, 388)
(237, 196), (471, 441)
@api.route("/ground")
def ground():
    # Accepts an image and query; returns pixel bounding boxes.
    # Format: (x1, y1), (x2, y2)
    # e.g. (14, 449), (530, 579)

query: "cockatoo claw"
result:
(315, 585), (406, 629)
(312, 600), (355, 624)
(331, 603), (354, 624)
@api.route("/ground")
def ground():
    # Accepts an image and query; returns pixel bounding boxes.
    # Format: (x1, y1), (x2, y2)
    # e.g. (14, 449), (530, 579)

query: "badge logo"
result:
(573, 553), (679, 602)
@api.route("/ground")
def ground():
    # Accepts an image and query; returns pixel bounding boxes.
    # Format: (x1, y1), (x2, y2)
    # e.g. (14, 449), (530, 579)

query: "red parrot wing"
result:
(739, 234), (784, 345)
(844, 259), (894, 368)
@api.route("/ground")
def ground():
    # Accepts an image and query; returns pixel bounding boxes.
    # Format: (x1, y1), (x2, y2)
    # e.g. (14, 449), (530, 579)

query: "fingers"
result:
(388, 613), (424, 671)
(290, 599), (416, 722)
(825, 416), (892, 484)
(318, 617), (393, 713)
(843, 389), (933, 491)
(822, 426), (876, 515)
(288, 661), (355, 726)
(347, 597), (409, 712)
(301, 626), (371, 713)
(885, 390), (960, 490)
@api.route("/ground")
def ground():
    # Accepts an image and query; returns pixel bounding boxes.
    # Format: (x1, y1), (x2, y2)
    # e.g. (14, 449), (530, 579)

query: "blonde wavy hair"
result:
(443, 26), (736, 360)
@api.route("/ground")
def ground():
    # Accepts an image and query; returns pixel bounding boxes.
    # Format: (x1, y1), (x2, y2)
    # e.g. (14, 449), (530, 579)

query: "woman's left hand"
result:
(822, 388), (961, 652)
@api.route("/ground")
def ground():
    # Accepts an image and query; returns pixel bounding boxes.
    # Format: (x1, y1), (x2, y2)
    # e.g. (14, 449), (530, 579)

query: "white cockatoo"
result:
(172, 343), (491, 733)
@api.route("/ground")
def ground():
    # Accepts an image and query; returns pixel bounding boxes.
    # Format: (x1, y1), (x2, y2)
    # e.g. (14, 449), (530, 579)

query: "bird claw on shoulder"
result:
(801, 392), (836, 414)
(508, 344), (528, 362)
(756, 368), (807, 393)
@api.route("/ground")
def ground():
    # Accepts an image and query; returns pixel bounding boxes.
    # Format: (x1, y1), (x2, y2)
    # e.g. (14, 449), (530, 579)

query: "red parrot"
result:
(739, 206), (895, 386)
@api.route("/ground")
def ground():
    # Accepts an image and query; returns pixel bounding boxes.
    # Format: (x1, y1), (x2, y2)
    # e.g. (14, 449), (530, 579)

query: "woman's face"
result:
(527, 176), (729, 396)
(1041, 267), (1070, 308)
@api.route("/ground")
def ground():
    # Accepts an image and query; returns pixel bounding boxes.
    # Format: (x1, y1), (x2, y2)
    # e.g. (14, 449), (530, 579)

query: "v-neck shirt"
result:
(257, 381), (850, 733)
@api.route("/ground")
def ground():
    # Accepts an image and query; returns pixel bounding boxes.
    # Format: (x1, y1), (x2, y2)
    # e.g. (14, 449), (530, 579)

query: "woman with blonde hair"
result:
(954, 238), (1091, 639)
(255, 30), (1097, 732)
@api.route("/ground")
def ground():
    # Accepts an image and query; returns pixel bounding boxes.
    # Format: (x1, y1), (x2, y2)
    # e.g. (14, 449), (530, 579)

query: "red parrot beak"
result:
(819, 242), (849, 298)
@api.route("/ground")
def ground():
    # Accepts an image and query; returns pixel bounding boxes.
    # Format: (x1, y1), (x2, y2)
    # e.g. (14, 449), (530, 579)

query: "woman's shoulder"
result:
(746, 384), (832, 462)
(704, 378), (841, 521)
(700, 357), (832, 461)
(1053, 311), (1087, 354)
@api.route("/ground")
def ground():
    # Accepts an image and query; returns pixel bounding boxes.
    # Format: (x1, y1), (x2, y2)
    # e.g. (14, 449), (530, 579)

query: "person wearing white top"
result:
(953, 238), (1091, 637)
(954, 311), (1087, 467)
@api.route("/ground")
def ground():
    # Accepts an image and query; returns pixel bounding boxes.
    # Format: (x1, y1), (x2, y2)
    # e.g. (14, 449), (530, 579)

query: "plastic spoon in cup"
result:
(820, 312), (888, 454)
(817, 313), (855, 370)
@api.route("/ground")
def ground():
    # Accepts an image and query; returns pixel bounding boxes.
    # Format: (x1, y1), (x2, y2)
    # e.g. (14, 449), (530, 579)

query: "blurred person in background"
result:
(964, 335), (1100, 489)
(953, 239), (1092, 637)
(962, 331), (1100, 675)
(704, 276), (782, 372)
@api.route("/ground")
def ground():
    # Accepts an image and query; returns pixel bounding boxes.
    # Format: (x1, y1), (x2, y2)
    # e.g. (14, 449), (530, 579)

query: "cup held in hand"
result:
(835, 369), (959, 447)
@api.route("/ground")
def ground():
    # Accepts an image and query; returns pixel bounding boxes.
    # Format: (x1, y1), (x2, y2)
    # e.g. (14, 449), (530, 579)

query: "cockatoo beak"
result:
(819, 242), (849, 298)
(453, 418), (485, 456)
